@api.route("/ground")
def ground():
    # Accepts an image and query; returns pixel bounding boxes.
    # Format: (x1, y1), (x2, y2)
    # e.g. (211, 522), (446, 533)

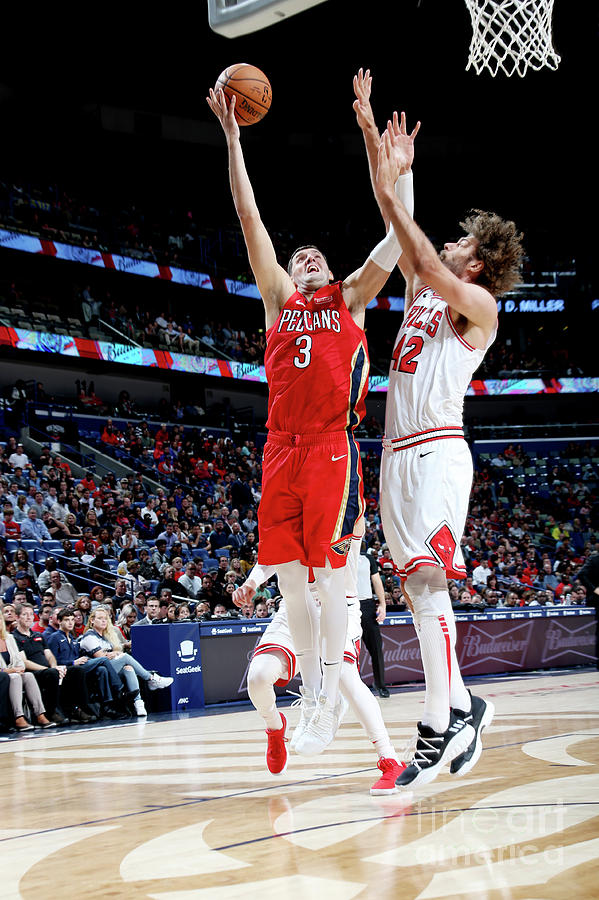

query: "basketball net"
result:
(464, 0), (561, 77)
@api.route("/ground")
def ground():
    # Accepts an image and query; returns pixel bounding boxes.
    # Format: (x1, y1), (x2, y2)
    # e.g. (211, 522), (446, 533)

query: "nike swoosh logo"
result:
(419, 451), (434, 458)
(331, 454), (347, 462)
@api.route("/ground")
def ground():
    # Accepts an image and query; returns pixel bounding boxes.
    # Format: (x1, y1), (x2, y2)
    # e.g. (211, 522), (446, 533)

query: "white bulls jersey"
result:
(385, 285), (496, 439)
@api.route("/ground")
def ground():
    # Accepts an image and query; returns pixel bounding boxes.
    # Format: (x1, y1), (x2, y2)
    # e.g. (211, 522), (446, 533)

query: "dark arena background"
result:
(0, 3), (597, 899)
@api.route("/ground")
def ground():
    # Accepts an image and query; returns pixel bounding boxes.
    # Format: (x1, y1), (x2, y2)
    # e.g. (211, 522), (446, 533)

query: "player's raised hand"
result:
(206, 87), (240, 141)
(389, 110), (421, 173)
(352, 68), (377, 133)
(376, 127), (402, 195)
(232, 580), (257, 609)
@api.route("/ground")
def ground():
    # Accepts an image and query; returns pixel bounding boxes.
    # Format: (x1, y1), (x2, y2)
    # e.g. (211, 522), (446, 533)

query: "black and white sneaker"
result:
(395, 711), (475, 788)
(450, 693), (495, 777)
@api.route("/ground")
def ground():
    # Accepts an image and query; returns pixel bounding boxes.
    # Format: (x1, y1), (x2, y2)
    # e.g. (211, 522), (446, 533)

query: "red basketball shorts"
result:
(257, 430), (364, 569)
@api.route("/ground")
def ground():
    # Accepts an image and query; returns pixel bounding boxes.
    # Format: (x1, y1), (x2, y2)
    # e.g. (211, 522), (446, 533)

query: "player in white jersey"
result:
(235, 535), (405, 794)
(354, 70), (524, 786)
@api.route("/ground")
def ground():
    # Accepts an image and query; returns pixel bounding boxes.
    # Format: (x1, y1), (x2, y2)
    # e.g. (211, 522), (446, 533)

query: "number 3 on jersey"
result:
(391, 334), (423, 374)
(294, 334), (312, 369)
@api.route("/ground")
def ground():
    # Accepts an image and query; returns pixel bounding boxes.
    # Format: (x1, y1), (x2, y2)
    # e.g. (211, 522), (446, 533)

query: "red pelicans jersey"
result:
(264, 282), (369, 435)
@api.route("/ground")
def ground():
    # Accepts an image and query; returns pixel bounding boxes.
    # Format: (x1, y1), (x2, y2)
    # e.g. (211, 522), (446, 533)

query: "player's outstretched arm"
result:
(345, 106), (421, 316)
(353, 68), (382, 218)
(232, 563), (277, 609)
(207, 88), (294, 328)
(374, 126), (497, 335)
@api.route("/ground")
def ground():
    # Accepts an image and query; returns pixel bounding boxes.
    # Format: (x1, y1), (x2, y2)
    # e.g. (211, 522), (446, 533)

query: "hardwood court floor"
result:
(1, 670), (598, 900)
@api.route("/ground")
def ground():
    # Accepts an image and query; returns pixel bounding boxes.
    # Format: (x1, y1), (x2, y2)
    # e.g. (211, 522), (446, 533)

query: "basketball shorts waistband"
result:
(382, 425), (464, 452)
(267, 430), (350, 448)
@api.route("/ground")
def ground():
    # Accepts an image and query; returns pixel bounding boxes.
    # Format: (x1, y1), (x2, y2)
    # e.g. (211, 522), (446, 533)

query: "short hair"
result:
(459, 209), (524, 296)
(287, 244), (328, 276)
(57, 607), (76, 621)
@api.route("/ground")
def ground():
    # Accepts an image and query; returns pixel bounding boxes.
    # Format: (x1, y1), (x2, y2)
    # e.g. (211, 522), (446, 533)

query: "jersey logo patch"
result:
(315, 295), (332, 304)
(426, 522), (457, 569)
(331, 537), (352, 557)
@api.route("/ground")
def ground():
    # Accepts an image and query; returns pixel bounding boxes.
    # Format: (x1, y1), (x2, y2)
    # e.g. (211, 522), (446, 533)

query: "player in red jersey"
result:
(207, 82), (417, 754)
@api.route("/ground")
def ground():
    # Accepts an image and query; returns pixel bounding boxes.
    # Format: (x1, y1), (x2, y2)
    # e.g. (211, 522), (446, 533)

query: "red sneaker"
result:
(266, 713), (288, 775)
(370, 757), (406, 795)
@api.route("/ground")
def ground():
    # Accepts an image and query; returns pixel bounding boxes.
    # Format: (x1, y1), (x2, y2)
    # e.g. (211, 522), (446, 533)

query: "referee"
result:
(357, 546), (390, 698)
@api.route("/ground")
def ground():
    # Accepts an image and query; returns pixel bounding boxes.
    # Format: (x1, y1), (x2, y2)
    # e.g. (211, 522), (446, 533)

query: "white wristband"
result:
(396, 170), (414, 218)
(369, 171), (414, 271)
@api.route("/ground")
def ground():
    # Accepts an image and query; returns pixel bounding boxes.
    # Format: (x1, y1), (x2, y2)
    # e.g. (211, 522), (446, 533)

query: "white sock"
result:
(415, 614), (452, 733)
(339, 661), (396, 759)
(445, 613), (471, 713)
(406, 567), (467, 734)
(314, 564), (348, 705)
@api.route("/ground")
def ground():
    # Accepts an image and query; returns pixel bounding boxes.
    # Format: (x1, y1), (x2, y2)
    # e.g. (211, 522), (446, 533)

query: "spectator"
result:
(158, 565), (188, 599)
(241, 509), (258, 534)
(254, 600), (270, 618)
(156, 521), (177, 551)
(0, 610), (55, 731)
(3, 505), (21, 537)
(152, 539), (170, 576)
(47, 571), (80, 608)
(42, 606), (61, 638)
(108, 579), (131, 610)
(132, 596), (161, 626)
(32, 602), (55, 634)
(20, 507), (51, 543)
(12, 547), (36, 582)
(177, 562), (202, 599)
(12, 494), (29, 523)
(79, 607), (172, 716)
(472, 558), (492, 588)
(212, 602), (231, 619)
(209, 519), (231, 556)
(197, 574), (221, 605)
(116, 604), (139, 645)
(11, 603), (68, 724)
(176, 602), (192, 621)
(3, 571), (38, 607)
(8, 443), (29, 470)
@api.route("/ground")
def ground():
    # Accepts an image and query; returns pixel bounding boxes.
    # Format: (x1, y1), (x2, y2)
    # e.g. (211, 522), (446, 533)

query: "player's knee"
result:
(247, 663), (268, 694)
(405, 567), (449, 618)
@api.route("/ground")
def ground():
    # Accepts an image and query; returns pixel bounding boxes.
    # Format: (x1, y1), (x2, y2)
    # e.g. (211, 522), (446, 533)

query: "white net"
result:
(464, 0), (561, 77)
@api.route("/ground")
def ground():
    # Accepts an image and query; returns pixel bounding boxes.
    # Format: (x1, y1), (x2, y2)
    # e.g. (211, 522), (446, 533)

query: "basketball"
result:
(214, 63), (272, 126)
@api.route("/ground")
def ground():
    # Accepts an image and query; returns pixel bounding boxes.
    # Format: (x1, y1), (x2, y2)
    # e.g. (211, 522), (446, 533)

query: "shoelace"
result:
(287, 689), (317, 723)
(305, 698), (338, 740)
(377, 757), (396, 774)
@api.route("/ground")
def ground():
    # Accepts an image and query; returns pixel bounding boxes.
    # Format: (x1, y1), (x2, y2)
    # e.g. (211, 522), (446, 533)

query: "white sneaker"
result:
(295, 691), (348, 757)
(148, 673), (174, 691)
(289, 686), (317, 751)
(134, 698), (147, 716)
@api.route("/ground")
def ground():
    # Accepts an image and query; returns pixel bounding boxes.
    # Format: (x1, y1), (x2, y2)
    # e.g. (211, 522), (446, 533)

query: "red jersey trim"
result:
(382, 427), (464, 452)
(412, 284), (443, 305)
(252, 643), (296, 686)
(445, 307), (476, 352)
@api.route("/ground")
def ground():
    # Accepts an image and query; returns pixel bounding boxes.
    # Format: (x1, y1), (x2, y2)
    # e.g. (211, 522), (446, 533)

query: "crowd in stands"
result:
(0, 420), (597, 733)
(2, 272), (589, 379)
(2, 178), (592, 378)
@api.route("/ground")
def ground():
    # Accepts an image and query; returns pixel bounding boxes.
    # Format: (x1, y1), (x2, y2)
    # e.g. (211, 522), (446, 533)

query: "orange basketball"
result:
(215, 63), (272, 126)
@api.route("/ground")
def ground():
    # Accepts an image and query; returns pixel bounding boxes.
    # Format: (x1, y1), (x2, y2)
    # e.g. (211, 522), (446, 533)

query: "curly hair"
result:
(460, 210), (524, 297)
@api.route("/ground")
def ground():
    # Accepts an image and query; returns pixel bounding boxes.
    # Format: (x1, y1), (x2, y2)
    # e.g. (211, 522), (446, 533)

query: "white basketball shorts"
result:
(252, 597), (362, 686)
(380, 436), (472, 580)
